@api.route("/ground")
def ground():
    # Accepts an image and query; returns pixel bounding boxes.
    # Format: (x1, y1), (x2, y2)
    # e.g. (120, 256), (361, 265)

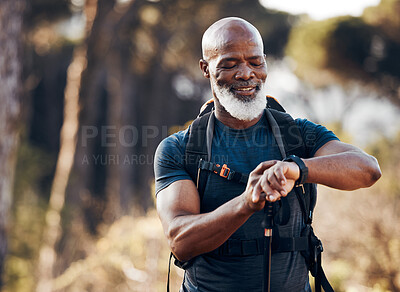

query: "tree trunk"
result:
(35, 46), (86, 292)
(35, 1), (98, 291)
(0, 0), (24, 287)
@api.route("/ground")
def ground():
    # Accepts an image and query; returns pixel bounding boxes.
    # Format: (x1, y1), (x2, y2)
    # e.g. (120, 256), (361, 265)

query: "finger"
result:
(266, 192), (281, 202)
(251, 181), (264, 203)
(266, 172), (287, 196)
(261, 168), (286, 195)
(273, 163), (287, 186)
(252, 160), (278, 175)
(259, 177), (281, 200)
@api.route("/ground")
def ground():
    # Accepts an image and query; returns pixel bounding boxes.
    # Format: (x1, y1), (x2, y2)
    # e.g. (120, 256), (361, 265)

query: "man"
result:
(154, 17), (381, 291)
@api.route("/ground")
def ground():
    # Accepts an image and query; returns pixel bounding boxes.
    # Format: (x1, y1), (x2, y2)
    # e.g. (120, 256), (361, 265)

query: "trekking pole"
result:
(261, 200), (274, 292)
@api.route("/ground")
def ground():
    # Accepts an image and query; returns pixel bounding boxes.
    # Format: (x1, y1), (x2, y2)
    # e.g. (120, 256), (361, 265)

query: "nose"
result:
(235, 64), (255, 80)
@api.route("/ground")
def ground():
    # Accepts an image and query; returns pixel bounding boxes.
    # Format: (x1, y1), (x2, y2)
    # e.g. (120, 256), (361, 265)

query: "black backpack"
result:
(169, 96), (334, 292)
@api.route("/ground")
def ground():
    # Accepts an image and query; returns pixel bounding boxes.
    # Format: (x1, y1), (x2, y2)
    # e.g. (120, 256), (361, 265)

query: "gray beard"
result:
(212, 79), (267, 121)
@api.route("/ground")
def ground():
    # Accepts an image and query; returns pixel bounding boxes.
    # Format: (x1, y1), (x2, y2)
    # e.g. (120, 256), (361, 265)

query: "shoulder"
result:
(295, 118), (335, 135)
(154, 128), (192, 195)
(294, 118), (340, 157)
(155, 128), (189, 159)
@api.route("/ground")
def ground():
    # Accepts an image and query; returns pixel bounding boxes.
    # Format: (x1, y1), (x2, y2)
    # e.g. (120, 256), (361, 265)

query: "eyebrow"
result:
(248, 56), (263, 60)
(219, 55), (263, 63)
(220, 57), (238, 62)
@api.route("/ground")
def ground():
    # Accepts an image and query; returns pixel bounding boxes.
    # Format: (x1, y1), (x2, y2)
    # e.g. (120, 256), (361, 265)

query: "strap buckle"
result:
(214, 164), (230, 178)
(220, 164), (230, 178)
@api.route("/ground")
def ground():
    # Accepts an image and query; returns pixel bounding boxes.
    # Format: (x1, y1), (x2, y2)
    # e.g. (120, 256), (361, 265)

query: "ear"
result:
(199, 59), (210, 79)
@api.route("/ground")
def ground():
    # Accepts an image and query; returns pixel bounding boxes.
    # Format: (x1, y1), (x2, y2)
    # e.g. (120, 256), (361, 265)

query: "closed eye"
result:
(250, 60), (265, 67)
(221, 64), (236, 69)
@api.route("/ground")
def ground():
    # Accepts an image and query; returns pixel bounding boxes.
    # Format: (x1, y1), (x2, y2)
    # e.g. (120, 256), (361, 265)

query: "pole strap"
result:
(315, 253), (335, 292)
(167, 252), (173, 292)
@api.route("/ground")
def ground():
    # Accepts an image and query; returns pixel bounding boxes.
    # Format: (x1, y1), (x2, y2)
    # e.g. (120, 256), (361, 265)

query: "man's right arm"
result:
(156, 179), (254, 262)
(156, 160), (296, 262)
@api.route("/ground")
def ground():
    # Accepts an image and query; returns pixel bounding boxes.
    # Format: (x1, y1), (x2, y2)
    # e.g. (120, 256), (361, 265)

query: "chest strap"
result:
(209, 236), (309, 257)
(198, 159), (249, 184)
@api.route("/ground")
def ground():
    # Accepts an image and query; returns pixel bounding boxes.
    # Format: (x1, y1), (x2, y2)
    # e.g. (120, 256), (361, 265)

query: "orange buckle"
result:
(213, 164), (220, 174)
(219, 164), (230, 178)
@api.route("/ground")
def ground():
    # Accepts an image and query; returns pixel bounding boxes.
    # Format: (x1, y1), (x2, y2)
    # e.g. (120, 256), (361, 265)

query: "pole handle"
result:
(262, 201), (274, 230)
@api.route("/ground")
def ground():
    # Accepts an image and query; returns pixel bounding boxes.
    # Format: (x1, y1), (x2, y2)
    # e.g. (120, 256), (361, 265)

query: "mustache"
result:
(226, 81), (263, 90)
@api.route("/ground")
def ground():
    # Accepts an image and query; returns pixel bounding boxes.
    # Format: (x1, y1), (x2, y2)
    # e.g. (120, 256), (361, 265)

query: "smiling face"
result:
(200, 18), (268, 121)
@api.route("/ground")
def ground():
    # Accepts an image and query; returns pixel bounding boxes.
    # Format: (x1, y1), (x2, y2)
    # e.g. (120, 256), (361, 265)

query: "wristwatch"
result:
(283, 155), (308, 186)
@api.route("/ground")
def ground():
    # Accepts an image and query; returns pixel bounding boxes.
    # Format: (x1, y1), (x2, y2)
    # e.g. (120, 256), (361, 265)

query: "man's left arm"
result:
(303, 140), (381, 190)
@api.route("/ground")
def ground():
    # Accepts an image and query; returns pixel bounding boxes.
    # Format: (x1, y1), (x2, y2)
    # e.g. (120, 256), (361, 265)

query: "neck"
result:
(214, 100), (263, 129)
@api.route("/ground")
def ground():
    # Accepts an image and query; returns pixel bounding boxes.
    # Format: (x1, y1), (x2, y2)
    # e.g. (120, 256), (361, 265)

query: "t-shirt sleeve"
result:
(295, 118), (340, 158)
(153, 129), (192, 196)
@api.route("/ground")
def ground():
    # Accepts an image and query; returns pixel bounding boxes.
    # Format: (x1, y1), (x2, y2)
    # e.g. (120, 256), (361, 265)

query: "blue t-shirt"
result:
(154, 112), (338, 292)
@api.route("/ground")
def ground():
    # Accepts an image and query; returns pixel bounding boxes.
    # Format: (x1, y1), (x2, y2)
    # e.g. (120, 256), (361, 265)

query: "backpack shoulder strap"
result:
(184, 111), (214, 200)
(266, 108), (317, 224)
(267, 108), (306, 157)
(267, 95), (286, 112)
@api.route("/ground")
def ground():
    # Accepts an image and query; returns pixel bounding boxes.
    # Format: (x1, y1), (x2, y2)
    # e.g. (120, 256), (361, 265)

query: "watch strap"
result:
(283, 155), (308, 186)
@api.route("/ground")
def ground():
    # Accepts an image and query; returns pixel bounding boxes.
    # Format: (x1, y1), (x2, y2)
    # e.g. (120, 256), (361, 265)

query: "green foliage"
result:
(287, 16), (377, 85)
(13, 137), (57, 199)
(314, 131), (400, 291)
(4, 138), (56, 292)
(367, 131), (400, 169)
(286, 0), (400, 106)
(286, 17), (339, 78)
(366, 131), (400, 198)
(49, 213), (182, 292)
(363, 0), (400, 43)
(329, 17), (376, 74)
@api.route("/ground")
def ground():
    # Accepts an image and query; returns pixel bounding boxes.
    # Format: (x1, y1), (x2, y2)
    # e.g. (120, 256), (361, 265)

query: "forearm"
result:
(304, 150), (381, 190)
(167, 194), (252, 262)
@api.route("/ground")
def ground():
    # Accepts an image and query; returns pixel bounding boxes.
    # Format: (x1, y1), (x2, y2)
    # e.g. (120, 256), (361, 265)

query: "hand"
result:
(243, 160), (300, 212)
(259, 160), (300, 201)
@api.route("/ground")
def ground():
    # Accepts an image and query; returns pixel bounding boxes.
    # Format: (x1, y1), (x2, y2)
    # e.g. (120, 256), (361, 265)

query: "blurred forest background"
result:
(0, 0), (399, 291)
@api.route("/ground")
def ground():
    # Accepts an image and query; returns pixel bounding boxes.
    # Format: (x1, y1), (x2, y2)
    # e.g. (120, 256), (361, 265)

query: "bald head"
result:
(202, 17), (264, 61)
